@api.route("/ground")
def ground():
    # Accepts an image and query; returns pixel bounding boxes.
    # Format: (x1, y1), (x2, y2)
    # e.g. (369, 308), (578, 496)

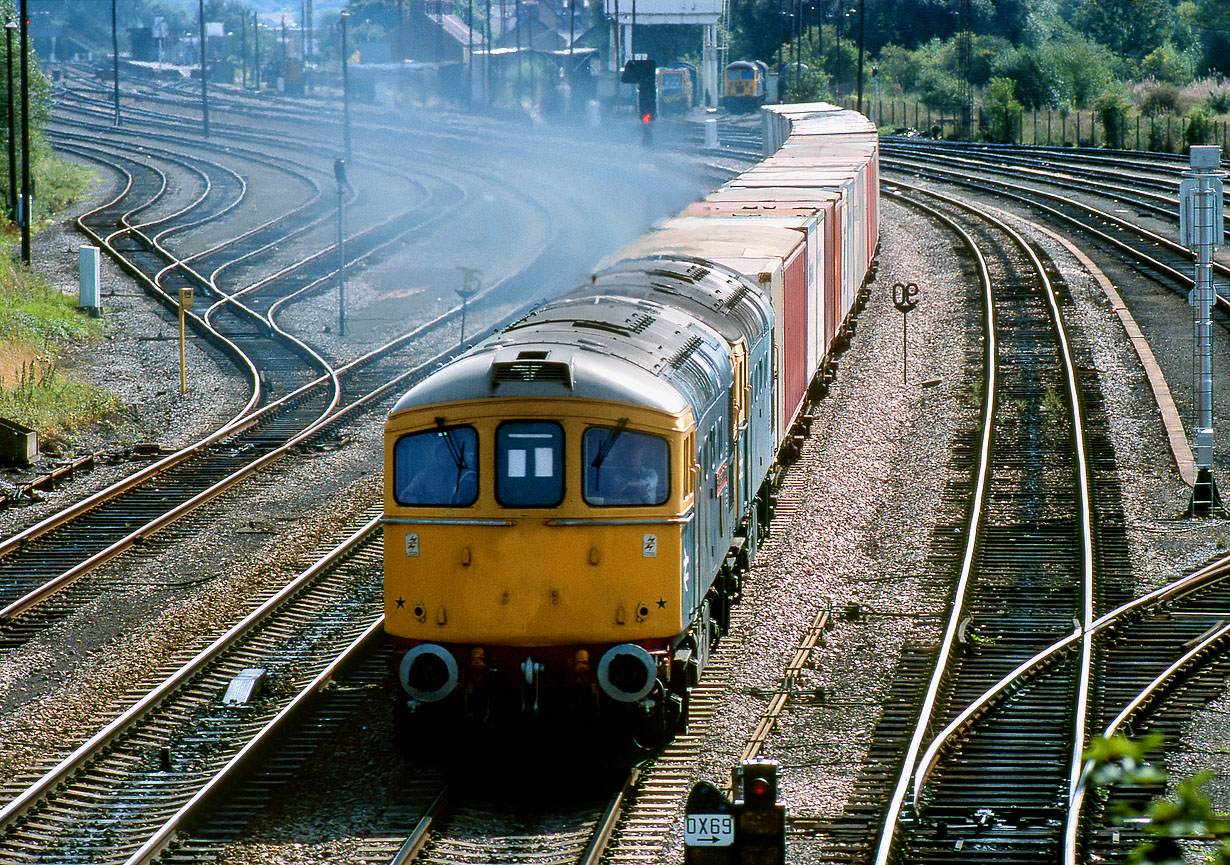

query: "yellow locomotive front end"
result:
(384, 390), (696, 717)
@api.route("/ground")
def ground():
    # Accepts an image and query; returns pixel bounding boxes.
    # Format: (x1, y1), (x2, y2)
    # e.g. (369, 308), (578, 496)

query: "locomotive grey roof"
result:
(580, 255), (773, 348)
(389, 287), (734, 420)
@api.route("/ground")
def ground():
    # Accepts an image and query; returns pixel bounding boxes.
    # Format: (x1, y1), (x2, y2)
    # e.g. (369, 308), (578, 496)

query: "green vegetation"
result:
(0, 271), (117, 444)
(1087, 734), (1230, 864)
(0, 0), (116, 446)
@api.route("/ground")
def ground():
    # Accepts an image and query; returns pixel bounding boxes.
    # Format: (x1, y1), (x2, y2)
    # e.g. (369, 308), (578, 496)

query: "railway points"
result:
(4, 56), (1230, 865)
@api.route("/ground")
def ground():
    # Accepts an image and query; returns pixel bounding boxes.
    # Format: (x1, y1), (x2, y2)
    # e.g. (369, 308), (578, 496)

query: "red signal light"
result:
(642, 112), (654, 124)
(747, 776), (772, 801)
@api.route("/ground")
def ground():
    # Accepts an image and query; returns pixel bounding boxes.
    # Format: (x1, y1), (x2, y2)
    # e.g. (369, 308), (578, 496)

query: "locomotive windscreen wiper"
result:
(434, 417), (468, 471)
(589, 417), (629, 489)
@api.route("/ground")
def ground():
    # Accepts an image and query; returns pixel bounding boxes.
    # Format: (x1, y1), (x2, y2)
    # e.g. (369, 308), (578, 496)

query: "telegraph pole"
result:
(1180, 145), (1227, 514)
(111, 0), (120, 125)
(856, 0), (865, 112)
(198, 0), (210, 137)
(340, 11), (351, 161)
(18, 0), (29, 264)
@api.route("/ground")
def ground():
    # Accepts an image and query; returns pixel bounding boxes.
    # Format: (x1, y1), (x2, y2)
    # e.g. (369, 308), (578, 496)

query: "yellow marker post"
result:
(179, 287), (193, 394)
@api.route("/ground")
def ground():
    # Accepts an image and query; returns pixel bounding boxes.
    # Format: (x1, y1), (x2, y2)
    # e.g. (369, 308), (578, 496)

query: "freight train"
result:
(383, 103), (879, 743)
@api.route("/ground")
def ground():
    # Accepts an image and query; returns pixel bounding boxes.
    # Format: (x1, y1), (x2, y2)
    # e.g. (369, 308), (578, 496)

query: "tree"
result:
(982, 75), (1021, 141)
(1070, 0), (1175, 60)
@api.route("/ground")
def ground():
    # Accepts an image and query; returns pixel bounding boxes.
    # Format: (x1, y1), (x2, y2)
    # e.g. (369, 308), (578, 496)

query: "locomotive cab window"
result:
(583, 428), (669, 506)
(393, 426), (479, 507)
(497, 421), (565, 507)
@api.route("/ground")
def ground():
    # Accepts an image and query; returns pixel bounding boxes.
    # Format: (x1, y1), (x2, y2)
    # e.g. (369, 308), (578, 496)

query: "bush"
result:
(1187, 107), (1215, 148)
(1141, 40), (1193, 85)
(875, 43), (920, 94)
(917, 65), (963, 108)
(0, 270), (115, 443)
(1207, 89), (1230, 113)
(1045, 33), (1117, 108)
(1094, 90), (1131, 147)
(1140, 83), (1184, 116)
(785, 66), (831, 103)
(982, 76), (1023, 142)
(994, 45), (1068, 108)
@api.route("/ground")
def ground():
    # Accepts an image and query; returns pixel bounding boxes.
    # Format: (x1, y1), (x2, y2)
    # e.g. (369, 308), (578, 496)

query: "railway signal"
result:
(1179, 145), (1226, 514)
(621, 58), (656, 145)
(735, 759), (785, 864)
(684, 760), (786, 864)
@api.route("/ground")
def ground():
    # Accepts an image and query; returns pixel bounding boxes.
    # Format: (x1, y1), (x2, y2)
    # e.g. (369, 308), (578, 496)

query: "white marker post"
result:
(1179, 145), (1226, 513)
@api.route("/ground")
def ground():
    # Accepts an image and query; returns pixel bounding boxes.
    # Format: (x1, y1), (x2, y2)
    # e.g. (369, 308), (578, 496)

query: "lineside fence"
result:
(839, 95), (1230, 152)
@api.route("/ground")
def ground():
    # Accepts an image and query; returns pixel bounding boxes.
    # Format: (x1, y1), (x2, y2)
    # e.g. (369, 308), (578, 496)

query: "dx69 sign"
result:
(684, 813), (735, 847)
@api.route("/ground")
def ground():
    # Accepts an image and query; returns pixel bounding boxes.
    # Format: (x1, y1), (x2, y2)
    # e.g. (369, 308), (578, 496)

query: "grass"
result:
(0, 253), (118, 445)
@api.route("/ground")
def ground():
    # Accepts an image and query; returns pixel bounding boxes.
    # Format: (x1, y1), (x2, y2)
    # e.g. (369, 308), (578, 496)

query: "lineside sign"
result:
(684, 813), (735, 846)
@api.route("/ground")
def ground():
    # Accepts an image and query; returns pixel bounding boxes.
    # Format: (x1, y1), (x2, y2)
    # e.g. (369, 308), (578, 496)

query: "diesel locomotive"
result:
(383, 102), (879, 742)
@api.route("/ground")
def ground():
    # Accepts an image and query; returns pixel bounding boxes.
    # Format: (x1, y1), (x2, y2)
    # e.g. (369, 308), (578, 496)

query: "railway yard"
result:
(3, 65), (1230, 865)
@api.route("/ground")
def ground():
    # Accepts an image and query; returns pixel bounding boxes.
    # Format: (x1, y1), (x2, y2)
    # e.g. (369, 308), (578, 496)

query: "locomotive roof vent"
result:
(491, 352), (573, 388)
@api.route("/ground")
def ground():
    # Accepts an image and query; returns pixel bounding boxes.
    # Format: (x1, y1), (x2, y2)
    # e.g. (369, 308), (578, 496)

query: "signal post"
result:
(1180, 145), (1226, 513)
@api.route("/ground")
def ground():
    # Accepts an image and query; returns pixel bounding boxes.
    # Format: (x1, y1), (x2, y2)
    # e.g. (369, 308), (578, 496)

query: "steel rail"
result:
(0, 254), (540, 625)
(1066, 619), (1230, 860)
(895, 180), (1098, 862)
(389, 788), (451, 865)
(61, 141), (265, 418)
(0, 331), (447, 622)
(871, 188), (998, 865)
(913, 554), (1230, 809)
(580, 768), (643, 865)
(880, 154), (1230, 303)
(0, 515), (381, 832)
(122, 615), (387, 864)
(883, 140), (1182, 215)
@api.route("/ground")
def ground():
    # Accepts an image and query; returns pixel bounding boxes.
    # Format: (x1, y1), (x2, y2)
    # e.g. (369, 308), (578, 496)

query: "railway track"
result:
(0, 512), (386, 864)
(879, 142), (1230, 322)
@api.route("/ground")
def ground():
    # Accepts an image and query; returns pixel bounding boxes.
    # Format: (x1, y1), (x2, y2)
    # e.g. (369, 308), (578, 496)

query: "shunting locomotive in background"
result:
(722, 60), (768, 112)
(383, 102), (879, 744)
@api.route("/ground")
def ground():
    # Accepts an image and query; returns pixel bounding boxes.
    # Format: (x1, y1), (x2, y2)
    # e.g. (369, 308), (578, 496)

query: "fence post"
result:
(1048, 110), (1052, 146)
(1137, 115), (1141, 151)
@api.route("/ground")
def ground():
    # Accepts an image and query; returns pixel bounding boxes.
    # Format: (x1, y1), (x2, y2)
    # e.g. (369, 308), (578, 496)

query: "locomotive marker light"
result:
(684, 780), (736, 864)
(1179, 145), (1225, 514)
(334, 158), (349, 336)
(892, 281), (920, 385)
